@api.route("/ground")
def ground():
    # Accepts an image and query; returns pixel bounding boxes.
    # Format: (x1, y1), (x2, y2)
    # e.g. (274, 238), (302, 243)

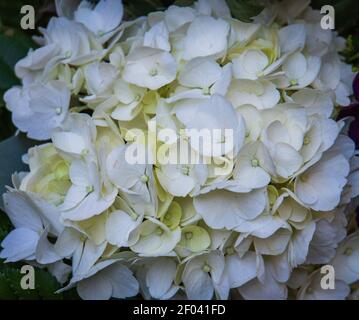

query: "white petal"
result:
(179, 57), (222, 89)
(106, 264), (139, 299)
(146, 258), (176, 299)
(0, 228), (40, 262)
(54, 228), (82, 258)
(73, 240), (106, 276)
(3, 190), (43, 231)
(183, 267), (213, 300)
(130, 220), (181, 256)
(278, 24), (306, 53)
(194, 189), (266, 230)
(295, 153), (349, 211)
(123, 47), (177, 90)
(61, 185), (88, 211)
(106, 210), (140, 247)
(234, 215), (288, 238)
(273, 143), (303, 178)
(156, 165), (196, 197)
(107, 145), (146, 190)
(77, 273), (112, 300)
(61, 188), (117, 221)
(283, 52), (307, 80)
(174, 95), (243, 157)
(48, 261), (72, 285)
(254, 228), (291, 255)
(84, 61), (117, 95)
(233, 49), (268, 80)
(289, 222), (316, 267)
(239, 272), (288, 300)
(75, 0), (123, 35)
(226, 251), (257, 288)
(52, 132), (87, 155)
(164, 5), (196, 32)
(144, 21), (170, 51)
(183, 16), (229, 60)
(35, 230), (61, 264)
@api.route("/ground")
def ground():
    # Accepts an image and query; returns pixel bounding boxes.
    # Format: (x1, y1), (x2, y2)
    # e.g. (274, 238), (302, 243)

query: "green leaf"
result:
(124, 0), (166, 19)
(0, 31), (36, 110)
(226, 0), (264, 22)
(0, 275), (16, 299)
(0, 59), (19, 90)
(0, 11), (37, 140)
(0, 210), (11, 242)
(0, 108), (15, 141)
(35, 269), (64, 300)
(173, 0), (195, 6)
(311, 0), (359, 35)
(0, 134), (38, 210)
(0, 262), (79, 300)
(0, 263), (40, 299)
(0, 31), (36, 89)
(0, 0), (44, 29)
(0, 32), (35, 69)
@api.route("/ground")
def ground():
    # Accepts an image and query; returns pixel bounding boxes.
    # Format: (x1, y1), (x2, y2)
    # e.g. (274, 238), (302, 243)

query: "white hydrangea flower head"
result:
(1, 0), (358, 300)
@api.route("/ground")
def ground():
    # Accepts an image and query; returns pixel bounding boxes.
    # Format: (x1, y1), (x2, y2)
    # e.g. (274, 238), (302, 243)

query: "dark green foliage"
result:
(312, 0), (359, 35)
(0, 262), (79, 300)
(0, 31), (35, 140)
(0, 105), (15, 141)
(0, 210), (11, 242)
(226, 0), (263, 22)
(172, 0), (195, 6)
(0, 32), (36, 126)
(124, 0), (167, 18)
(0, 134), (38, 210)
(0, 0), (54, 30)
(311, 0), (359, 69)
(124, 0), (264, 21)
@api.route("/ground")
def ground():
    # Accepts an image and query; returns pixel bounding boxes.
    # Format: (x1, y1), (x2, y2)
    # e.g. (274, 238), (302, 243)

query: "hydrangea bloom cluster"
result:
(1, 0), (359, 300)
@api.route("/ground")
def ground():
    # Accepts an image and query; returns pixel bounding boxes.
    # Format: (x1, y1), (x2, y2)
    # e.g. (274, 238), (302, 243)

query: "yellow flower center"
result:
(251, 158), (259, 167)
(156, 227), (164, 236)
(185, 232), (193, 240)
(149, 68), (158, 77)
(202, 264), (211, 273)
